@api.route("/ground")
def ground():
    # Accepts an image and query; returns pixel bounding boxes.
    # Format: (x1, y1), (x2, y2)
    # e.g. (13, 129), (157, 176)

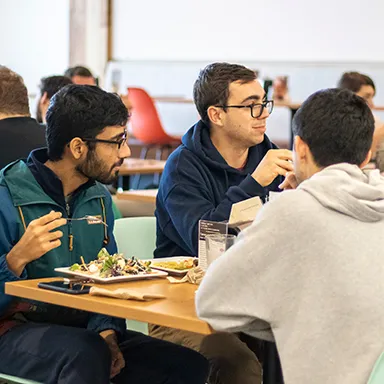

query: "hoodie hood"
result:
(182, 120), (275, 175)
(0, 149), (105, 207)
(299, 163), (384, 222)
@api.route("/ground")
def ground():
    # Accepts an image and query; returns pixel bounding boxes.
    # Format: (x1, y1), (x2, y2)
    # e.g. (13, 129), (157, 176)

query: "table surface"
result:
(5, 277), (211, 335)
(119, 158), (166, 176)
(116, 189), (158, 203)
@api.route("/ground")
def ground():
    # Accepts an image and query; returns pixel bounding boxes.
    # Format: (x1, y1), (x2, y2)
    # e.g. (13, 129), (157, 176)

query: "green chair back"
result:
(113, 216), (157, 334)
(114, 217), (156, 260)
(368, 352), (384, 384)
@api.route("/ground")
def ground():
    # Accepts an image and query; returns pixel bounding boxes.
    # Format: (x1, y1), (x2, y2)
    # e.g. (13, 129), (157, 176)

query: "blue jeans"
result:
(0, 323), (209, 384)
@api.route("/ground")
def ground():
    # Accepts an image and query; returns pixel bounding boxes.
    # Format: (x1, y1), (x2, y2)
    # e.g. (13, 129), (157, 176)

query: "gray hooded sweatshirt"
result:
(196, 163), (384, 384)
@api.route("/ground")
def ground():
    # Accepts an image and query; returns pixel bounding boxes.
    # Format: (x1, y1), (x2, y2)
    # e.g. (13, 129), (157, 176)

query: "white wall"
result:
(113, 0), (384, 62)
(105, 60), (384, 143)
(0, 0), (70, 98)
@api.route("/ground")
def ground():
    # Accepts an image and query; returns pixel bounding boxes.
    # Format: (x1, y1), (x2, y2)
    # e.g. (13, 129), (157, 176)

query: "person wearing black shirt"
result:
(0, 66), (46, 169)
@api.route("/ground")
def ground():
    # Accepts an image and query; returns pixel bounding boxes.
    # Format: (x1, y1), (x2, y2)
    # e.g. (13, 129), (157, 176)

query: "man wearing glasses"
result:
(0, 84), (208, 383)
(153, 63), (291, 384)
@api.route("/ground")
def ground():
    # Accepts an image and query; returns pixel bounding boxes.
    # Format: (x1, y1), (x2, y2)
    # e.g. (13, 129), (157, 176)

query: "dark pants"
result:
(149, 325), (284, 384)
(0, 323), (209, 384)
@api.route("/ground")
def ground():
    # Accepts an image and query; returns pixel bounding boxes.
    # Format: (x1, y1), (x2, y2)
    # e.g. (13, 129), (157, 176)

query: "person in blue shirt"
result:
(0, 84), (208, 384)
(155, 63), (292, 258)
(152, 63), (291, 384)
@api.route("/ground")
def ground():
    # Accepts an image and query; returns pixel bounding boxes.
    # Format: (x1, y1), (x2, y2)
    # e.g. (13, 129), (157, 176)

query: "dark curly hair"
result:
(46, 85), (128, 161)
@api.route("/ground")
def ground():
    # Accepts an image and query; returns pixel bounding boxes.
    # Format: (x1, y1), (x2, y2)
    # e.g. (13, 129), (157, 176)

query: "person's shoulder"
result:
(93, 182), (111, 199)
(163, 146), (205, 178)
(166, 145), (199, 165)
(260, 189), (316, 224)
(0, 184), (18, 220)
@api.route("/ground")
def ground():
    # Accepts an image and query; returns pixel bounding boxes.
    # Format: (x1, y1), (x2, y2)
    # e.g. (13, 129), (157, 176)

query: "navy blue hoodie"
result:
(155, 121), (283, 258)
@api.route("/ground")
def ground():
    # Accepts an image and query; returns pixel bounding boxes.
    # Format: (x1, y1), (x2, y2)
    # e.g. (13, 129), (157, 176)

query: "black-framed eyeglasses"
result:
(215, 100), (274, 118)
(82, 132), (128, 151)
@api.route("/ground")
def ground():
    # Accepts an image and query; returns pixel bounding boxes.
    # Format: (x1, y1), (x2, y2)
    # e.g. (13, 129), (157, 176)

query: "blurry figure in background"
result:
(0, 66), (46, 169)
(64, 65), (97, 86)
(338, 71), (384, 171)
(272, 76), (290, 103)
(65, 65), (132, 111)
(36, 75), (72, 123)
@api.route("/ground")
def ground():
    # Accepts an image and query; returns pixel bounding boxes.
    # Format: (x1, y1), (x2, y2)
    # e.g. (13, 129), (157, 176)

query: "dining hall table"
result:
(116, 189), (158, 204)
(5, 277), (211, 334)
(117, 158), (166, 190)
(5, 275), (283, 383)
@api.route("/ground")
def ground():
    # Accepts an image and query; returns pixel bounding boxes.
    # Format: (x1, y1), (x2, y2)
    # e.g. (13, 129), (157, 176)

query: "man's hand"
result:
(6, 211), (67, 276)
(278, 171), (298, 190)
(100, 329), (125, 379)
(252, 149), (293, 187)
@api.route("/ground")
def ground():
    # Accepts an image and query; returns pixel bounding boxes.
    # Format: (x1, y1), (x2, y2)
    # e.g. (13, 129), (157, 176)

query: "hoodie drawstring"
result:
(18, 206), (27, 232)
(99, 198), (109, 246)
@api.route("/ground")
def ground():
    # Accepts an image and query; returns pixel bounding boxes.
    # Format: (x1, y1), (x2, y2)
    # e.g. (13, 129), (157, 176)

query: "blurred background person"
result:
(64, 65), (97, 85)
(338, 71), (384, 171)
(65, 65), (132, 111)
(36, 75), (72, 123)
(272, 76), (291, 103)
(0, 66), (46, 169)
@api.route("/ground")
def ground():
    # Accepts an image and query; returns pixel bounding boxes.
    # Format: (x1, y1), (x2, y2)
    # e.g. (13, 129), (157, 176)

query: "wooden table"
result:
(117, 189), (158, 204)
(119, 158), (166, 176)
(5, 278), (211, 335)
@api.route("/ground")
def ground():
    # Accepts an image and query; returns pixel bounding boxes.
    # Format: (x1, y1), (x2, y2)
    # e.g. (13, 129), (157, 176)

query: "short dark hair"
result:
(338, 72), (376, 94)
(46, 85), (128, 161)
(36, 76), (73, 123)
(0, 66), (29, 116)
(193, 63), (257, 125)
(40, 75), (73, 99)
(64, 66), (94, 79)
(293, 88), (374, 167)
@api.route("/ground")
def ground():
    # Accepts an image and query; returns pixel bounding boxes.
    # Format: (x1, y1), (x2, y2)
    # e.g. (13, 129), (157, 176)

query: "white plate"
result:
(54, 267), (168, 284)
(149, 257), (197, 276)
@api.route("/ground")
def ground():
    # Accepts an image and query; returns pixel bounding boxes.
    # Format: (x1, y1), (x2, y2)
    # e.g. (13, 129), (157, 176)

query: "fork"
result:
(66, 215), (108, 227)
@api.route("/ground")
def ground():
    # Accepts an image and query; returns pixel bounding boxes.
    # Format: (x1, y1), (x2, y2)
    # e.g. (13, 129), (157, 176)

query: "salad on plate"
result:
(69, 248), (152, 278)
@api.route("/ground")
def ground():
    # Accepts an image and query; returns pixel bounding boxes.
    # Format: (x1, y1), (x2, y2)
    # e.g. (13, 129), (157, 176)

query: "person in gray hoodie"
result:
(196, 88), (384, 384)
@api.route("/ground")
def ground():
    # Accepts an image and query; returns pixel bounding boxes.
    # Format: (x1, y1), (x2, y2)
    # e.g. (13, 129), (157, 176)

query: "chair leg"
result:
(133, 146), (151, 189)
(153, 146), (164, 186)
(164, 144), (172, 160)
(155, 146), (162, 161)
(140, 146), (150, 160)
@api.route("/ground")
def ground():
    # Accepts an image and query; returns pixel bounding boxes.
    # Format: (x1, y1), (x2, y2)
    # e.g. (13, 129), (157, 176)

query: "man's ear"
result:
(294, 135), (308, 160)
(359, 150), (372, 169)
(40, 92), (49, 106)
(207, 106), (224, 127)
(68, 138), (87, 160)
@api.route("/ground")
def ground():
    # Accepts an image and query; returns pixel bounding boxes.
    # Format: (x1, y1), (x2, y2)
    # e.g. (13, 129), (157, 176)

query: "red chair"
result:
(127, 87), (181, 161)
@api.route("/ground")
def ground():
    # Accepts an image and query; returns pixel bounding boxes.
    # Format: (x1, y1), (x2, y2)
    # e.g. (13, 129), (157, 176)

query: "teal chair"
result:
(113, 216), (157, 334)
(368, 352), (384, 384)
